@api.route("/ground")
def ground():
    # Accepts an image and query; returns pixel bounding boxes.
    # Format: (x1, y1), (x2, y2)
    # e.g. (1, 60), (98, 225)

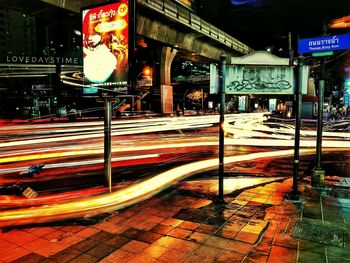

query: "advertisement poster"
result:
(82, 1), (129, 94)
(238, 96), (246, 111)
(269, 98), (277, 112)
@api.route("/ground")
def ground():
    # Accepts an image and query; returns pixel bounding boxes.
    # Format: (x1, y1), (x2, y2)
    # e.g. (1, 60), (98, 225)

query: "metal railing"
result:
(138, 0), (254, 54)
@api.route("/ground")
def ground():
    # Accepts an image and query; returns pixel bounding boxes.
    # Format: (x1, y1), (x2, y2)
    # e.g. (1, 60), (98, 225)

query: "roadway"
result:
(0, 113), (349, 227)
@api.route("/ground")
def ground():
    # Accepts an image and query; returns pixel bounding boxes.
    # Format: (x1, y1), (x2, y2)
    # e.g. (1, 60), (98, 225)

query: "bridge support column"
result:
(160, 47), (177, 114)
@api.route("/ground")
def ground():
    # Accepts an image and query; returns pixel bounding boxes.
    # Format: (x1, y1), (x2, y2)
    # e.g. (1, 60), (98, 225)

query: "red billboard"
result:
(82, 1), (129, 93)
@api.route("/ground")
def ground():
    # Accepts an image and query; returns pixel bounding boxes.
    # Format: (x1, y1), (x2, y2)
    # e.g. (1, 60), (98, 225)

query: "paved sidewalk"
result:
(0, 177), (349, 263)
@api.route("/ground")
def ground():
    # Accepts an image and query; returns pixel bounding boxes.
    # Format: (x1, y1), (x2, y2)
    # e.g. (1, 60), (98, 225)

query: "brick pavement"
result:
(0, 177), (350, 263)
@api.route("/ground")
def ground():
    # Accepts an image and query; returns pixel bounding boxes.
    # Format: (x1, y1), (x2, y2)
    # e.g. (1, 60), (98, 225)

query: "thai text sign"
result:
(298, 34), (350, 53)
(82, 1), (129, 93)
(225, 65), (294, 94)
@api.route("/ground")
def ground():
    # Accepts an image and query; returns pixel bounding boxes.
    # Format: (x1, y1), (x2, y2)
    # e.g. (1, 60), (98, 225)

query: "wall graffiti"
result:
(225, 65), (294, 94)
(227, 79), (291, 92)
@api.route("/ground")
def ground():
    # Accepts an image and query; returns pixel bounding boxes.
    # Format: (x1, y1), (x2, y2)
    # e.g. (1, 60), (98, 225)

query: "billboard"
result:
(82, 1), (129, 95)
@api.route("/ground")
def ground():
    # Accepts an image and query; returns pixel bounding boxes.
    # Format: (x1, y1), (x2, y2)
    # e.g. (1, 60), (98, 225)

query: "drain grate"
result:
(291, 222), (345, 247)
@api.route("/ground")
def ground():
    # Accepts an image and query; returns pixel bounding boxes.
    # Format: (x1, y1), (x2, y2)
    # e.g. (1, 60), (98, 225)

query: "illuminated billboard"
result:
(82, 1), (129, 95)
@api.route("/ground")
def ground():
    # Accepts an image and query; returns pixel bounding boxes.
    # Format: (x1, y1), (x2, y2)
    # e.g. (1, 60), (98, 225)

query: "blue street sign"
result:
(298, 33), (350, 53)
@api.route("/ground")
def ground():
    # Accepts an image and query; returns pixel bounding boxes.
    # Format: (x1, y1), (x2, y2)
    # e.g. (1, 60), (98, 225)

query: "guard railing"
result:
(137, 0), (254, 54)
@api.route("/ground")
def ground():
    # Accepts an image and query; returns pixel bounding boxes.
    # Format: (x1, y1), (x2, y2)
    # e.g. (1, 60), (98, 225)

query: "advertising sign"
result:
(82, 1), (129, 95)
(269, 98), (277, 112)
(298, 34), (350, 53)
(238, 96), (246, 111)
(344, 74), (350, 106)
(210, 63), (219, 94)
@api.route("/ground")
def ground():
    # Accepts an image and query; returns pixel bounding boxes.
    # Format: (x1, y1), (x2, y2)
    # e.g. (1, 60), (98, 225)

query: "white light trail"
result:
(0, 113), (264, 148)
(0, 154), (159, 174)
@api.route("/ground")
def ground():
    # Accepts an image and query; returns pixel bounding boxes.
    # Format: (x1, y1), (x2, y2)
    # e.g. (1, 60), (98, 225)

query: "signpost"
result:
(82, 0), (132, 193)
(298, 33), (350, 187)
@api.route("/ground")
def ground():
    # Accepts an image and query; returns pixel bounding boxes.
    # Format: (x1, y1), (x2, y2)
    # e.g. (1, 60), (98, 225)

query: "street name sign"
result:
(298, 33), (350, 53)
(312, 51), (334, 57)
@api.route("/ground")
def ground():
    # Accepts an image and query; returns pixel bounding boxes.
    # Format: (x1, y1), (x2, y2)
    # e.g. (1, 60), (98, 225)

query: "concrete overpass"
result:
(38, 0), (253, 113)
(41, 0), (253, 61)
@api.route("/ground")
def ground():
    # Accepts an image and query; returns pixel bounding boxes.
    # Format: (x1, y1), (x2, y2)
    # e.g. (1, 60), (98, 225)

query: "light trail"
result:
(0, 113), (264, 132)
(0, 154), (159, 174)
(0, 113), (262, 148)
(0, 113), (348, 227)
(0, 147), (326, 227)
(0, 140), (217, 165)
(2, 135), (349, 168)
(225, 138), (350, 148)
(225, 116), (350, 140)
(0, 147), (348, 227)
(0, 123), (212, 148)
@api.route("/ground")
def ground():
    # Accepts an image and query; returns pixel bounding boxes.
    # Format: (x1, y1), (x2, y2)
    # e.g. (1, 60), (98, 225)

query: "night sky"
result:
(197, 0), (350, 52)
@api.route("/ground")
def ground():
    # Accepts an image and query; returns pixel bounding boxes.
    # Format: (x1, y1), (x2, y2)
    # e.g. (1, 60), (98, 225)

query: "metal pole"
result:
(46, 27), (52, 115)
(218, 52), (226, 202)
(201, 88), (204, 111)
(129, 0), (136, 97)
(104, 99), (112, 193)
(288, 32), (293, 66)
(292, 55), (303, 199)
(312, 60), (325, 186)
